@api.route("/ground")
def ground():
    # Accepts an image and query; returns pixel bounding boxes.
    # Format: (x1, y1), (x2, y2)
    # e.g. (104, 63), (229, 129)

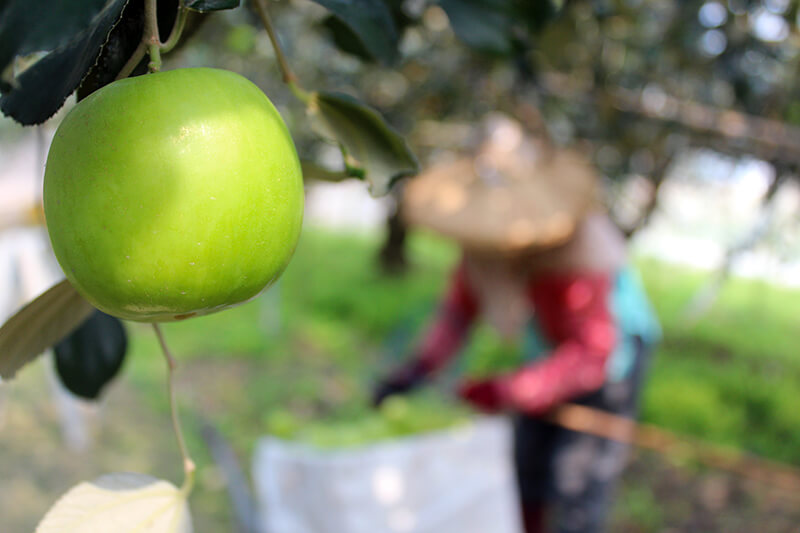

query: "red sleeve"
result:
(416, 262), (480, 374)
(504, 274), (616, 415)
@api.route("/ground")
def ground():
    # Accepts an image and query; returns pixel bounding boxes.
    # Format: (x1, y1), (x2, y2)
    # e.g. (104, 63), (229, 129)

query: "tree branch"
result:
(253, 0), (297, 85)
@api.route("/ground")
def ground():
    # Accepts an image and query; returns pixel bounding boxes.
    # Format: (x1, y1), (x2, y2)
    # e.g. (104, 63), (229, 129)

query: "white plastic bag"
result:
(252, 416), (523, 533)
(0, 227), (93, 450)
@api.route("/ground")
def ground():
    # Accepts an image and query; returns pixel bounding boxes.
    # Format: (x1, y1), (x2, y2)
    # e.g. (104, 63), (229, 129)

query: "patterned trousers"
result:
(512, 337), (651, 533)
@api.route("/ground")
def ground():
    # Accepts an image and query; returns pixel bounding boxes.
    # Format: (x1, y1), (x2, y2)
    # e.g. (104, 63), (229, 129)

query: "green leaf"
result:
(306, 91), (418, 196)
(0, 280), (95, 380)
(0, 0), (115, 76)
(519, 0), (564, 34)
(437, 0), (514, 55)
(309, 0), (399, 65)
(0, 0), (129, 124)
(321, 15), (374, 63)
(300, 160), (351, 183)
(185, 0), (239, 12)
(36, 473), (192, 532)
(54, 311), (127, 400)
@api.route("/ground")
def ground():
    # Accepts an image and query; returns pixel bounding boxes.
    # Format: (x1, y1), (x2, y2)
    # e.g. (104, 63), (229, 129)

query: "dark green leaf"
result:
(384, 0), (417, 33)
(0, 0), (114, 76)
(54, 310), (127, 400)
(307, 91), (418, 196)
(185, 0), (239, 12)
(322, 15), (374, 63)
(320, 0), (414, 63)
(0, 280), (96, 380)
(518, 0), (564, 34)
(0, 0), (128, 124)
(437, 0), (514, 55)
(309, 0), (399, 65)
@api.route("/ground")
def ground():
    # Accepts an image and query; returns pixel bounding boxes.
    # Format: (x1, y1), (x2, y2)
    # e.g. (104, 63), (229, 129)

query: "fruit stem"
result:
(118, 0), (183, 79)
(253, 0), (297, 85)
(160, 1), (188, 54)
(148, 44), (162, 73)
(152, 323), (196, 495)
(144, 0), (163, 72)
(115, 42), (147, 80)
(287, 80), (312, 104)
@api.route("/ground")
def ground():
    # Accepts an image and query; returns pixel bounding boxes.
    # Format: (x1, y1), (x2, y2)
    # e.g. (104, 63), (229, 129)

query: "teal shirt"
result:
(522, 266), (661, 382)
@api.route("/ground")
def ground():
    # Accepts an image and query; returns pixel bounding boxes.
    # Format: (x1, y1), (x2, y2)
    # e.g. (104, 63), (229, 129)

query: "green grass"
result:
(637, 257), (800, 462)
(126, 228), (800, 463)
(614, 484), (664, 532)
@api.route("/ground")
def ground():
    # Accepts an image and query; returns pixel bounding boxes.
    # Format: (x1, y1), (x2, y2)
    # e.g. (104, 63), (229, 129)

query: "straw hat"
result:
(403, 117), (599, 253)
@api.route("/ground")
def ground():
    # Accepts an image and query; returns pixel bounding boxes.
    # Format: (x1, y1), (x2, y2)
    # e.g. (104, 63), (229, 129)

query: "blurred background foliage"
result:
(2, 0), (800, 532)
(135, 0), (800, 236)
(4, 229), (795, 531)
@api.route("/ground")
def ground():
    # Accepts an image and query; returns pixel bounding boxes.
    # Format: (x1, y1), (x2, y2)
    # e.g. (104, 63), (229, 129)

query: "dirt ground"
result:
(2, 357), (799, 533)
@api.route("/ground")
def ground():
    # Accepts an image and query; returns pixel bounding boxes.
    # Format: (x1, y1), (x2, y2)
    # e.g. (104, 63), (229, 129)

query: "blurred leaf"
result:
(301, 160), (351, 183)
(185, 0), (239, 12)
(54, 311), (127, 400)
(384, 0), (417, 31)
(0, 280), (95, 380)
(322, 15), (374, 62)
(36, 472), (192, 532)
(78, 0), (180, 100)
(0, 0), (116, 78)
(307, 91), (418, 196)
(520, 0), (564, 34)
(0, 0), (128, 124)
(309, 0), (399, 65)
(1, 62), (14, 92)
(437, 0), (514, 55)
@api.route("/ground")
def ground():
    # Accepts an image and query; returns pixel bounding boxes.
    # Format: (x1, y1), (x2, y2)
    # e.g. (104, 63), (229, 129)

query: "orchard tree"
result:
(4, 0), (796, 527)
(528, 0), (800, 234)
(0, 0), (554, 529)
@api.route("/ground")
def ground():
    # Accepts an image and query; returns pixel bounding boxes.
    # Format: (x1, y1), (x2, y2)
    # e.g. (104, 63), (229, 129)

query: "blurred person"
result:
(373, 116), (661, 533)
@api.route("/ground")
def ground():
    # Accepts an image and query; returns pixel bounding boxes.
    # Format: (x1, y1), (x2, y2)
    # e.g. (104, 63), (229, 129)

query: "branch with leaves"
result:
(0, 0), (556, 529)
(252, 0), (418, 196)
(537, 71), (800, 166)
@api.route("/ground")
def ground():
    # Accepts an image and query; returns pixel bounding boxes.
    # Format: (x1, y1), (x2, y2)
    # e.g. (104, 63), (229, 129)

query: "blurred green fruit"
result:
(380, 395), (411, 424)
(226, 25), (258, 55)
(283, 392), (472, 449)
(44, 68), (304, 322)
(266, 410), (300, 438)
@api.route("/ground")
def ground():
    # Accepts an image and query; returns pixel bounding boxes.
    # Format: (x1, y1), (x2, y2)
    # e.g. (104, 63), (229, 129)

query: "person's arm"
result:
(459, 274), (615, 415)
(373, 263), (479, 405)
(415, 263), (480, 373)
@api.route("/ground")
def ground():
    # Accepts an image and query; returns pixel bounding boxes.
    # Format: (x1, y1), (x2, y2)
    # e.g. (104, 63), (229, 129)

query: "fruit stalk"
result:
(115, 43), (147, 80)
(153, 323), (196, 494)
(144, 0), (162, 72)
(116, 1), (186, 80)
(161, 1), (188, 54)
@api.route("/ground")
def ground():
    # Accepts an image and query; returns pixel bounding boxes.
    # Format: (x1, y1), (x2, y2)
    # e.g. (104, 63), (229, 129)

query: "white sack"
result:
(252, 416), (523, 533)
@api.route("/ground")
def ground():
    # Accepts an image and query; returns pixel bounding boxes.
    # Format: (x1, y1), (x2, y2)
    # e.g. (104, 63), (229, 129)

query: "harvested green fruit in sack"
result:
(265, 392), (471, 448)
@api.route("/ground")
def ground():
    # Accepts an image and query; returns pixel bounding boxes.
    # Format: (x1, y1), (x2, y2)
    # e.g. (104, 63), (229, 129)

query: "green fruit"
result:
(265, 410), (300, 438)
(44, 68), (304, 322)
(226, 25), (257, 55)
(380, 395), (410, 425)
